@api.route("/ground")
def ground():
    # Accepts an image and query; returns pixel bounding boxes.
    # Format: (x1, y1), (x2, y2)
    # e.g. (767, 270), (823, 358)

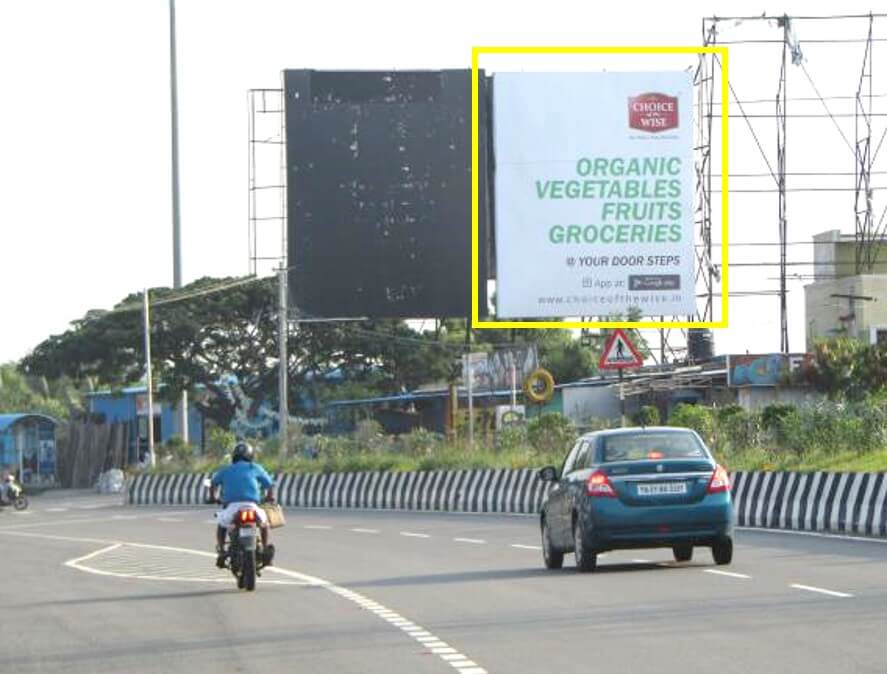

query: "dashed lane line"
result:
(351, 528), (380, 534)
(454, 538), (486, 544)
(304, 525), (333, 530)
(790, 583), (853, 598)
(510, 544), (541, 550)
(704, 569), (752, 579)
(400, 531), (431, 538)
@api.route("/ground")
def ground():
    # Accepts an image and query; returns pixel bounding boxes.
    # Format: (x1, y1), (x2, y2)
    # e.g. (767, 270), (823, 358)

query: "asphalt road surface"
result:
(2, 491), (886, 674)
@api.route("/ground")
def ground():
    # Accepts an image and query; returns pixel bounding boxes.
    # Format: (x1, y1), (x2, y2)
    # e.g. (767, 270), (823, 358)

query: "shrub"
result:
(205, 426), (236, 459)
(632, 405), (660, 427)
(668, 403), (714, 444)
(527, 412), (578, 456)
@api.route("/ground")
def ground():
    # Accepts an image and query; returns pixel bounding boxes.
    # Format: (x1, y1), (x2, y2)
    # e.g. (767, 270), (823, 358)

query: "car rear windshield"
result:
(600, 432), (707, 462)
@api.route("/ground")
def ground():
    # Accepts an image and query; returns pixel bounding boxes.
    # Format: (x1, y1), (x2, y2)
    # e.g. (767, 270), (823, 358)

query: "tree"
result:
(0, 364), (70, 419)
(21, 277), (465, 428)
(804, 338), (887, 400)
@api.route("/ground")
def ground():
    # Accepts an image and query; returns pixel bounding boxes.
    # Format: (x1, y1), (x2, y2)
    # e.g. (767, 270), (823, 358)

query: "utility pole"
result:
(278, 266), (289, 457)
(169, 0), (189, 443)
(143, 289), (156, 468)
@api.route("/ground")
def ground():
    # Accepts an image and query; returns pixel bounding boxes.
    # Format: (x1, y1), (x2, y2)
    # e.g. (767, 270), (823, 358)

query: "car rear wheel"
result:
(541, 518), (564, 570)
(573, 519), (597, 573)
(673, 544), (693, 562)
(712, 538), (733, 565)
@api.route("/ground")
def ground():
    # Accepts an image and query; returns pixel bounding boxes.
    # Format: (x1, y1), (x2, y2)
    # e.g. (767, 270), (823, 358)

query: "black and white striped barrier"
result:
(731, 471), (887, 536)
(128, 469), (549, 514)
(127, 470), (887, 536)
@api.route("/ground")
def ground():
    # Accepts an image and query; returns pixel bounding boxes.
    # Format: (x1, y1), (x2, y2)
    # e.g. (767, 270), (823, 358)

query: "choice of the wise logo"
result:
(628, 92), (678, 133)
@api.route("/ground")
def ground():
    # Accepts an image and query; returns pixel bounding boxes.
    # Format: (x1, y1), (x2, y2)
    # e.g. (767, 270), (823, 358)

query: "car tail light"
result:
(706, 465), (730, 494)
(587, 470), (617, 498)
(239, 509), (257, 523)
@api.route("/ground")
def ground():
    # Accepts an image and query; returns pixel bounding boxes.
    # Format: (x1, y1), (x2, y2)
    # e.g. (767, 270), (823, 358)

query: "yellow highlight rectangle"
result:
(471, 45), (729, 330)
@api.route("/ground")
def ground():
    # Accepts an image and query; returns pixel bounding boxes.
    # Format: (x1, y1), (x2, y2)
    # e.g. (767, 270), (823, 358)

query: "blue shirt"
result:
(211, 461), (274, 504)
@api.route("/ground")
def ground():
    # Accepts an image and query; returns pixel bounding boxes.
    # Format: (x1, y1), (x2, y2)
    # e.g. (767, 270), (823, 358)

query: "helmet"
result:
(231, 442), (254, 463)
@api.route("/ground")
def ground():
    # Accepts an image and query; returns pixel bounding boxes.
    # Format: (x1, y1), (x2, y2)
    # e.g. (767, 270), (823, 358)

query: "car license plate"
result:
(239, 526), (257, 538)
(637, 482), (687, 496)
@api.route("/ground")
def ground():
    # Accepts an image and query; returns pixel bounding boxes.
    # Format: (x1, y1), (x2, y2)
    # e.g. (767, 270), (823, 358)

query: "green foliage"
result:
(205, 425), (236, 459)
(157, 435), (199, 466)
(804, 338), (887, 400)
(667, 403), (714, 443)
(632, 405), (660, 427)
(527, 412), (578, 455)
(0, 364), (70, 420)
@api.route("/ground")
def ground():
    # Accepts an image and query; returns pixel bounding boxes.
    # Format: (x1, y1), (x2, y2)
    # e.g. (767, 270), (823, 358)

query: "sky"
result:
(1, 0), (884, 365)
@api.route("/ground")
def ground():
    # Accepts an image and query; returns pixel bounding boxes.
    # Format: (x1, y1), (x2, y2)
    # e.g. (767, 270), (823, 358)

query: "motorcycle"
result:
(204, 479), (270, 592)
(0, 477), (28, 511)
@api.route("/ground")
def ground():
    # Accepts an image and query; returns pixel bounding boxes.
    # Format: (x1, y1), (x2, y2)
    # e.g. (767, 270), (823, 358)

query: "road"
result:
(1, 491), (886, 674)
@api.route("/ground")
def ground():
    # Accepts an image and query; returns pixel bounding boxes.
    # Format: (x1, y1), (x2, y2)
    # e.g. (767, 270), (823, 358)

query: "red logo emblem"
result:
(628, 92), (678, 133)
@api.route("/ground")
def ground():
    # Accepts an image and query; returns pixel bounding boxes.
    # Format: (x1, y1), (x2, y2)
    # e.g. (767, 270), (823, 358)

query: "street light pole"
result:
(278, 266), (288, 457)
(143, 288), (156, 468)
(169, 0), (189, 444)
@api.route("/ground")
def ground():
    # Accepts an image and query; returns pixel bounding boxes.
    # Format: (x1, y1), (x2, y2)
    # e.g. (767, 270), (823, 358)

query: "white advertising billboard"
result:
(493, 72), (696, 318)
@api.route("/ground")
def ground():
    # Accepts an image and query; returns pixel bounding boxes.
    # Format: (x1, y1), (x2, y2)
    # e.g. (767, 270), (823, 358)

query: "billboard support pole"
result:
(278, 266), (288, 457)
(511, 362), (517, 408)
(619, 369), (625, 428)
(143, 289), (156, 469)
(467, 358), (474, 449)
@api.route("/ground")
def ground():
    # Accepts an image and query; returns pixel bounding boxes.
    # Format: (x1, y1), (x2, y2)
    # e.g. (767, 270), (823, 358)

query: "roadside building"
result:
(85, 387), (204, 463)
(804, 229), (887, 347)
(0, 413), (58, 486)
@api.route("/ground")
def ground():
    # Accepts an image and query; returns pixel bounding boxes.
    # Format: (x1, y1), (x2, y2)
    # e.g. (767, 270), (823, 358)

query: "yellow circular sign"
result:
(524, 368), (555, 403)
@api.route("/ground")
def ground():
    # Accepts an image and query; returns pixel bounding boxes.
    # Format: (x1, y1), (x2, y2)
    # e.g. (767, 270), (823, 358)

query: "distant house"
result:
(85, 387), (204, 463)
(0, 413), (58, 486)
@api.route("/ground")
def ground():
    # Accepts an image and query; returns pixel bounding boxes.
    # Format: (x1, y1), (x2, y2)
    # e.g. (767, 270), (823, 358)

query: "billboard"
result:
(462, 346), (539, 392)
(492, 72), (696, 318)
(284, 70), (489, 319)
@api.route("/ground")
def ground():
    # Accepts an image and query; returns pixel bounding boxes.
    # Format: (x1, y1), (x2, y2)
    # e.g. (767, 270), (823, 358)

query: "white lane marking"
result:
(157, 517), (185, 523)
(400, 531), (430, 538)
(450, 661), (479, 668)
(454, 538), (485, 544)
(511, 544), (541, 550)
(737, 526), (887, 545)
(111, 515), (137, 520)
(424, 641), (449, 648)
(31, 529), (489, 672)
(432, 648), (458, 655)
(704, 569), (751, 579)
(11, 511), (34, 515)
(44, 507), (68, 512)
(790, 583), (853, 598)
(304, 525), (332, 530)
(350, 528), (379, 534)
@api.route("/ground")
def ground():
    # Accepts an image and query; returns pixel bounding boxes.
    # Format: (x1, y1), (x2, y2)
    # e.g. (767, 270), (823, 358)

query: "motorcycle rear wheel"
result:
(13, 496), (28, 511)
(242, 551), (257, 592)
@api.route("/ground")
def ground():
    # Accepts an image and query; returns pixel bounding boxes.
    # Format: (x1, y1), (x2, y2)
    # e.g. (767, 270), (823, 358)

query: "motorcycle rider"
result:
(210, 442), (275, 569)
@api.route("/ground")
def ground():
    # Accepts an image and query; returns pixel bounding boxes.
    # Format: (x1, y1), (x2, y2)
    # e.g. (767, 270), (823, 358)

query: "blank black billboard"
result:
(284, 69), (488, 319)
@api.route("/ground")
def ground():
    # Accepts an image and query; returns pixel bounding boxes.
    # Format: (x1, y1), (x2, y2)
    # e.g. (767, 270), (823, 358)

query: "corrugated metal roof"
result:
(0, 413), (58, 432)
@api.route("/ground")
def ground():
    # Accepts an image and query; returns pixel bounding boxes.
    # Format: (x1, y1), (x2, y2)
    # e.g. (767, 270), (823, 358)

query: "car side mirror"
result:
(538, 466), (558, 482)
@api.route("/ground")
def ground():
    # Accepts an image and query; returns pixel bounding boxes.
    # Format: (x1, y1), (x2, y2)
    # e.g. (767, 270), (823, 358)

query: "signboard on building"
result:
(727, 354), (808, 387)
(493, 72), (696, 318)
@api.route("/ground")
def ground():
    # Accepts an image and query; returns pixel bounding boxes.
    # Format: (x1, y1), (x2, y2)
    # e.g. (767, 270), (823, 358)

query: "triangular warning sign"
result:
(598, 329), (644, 370)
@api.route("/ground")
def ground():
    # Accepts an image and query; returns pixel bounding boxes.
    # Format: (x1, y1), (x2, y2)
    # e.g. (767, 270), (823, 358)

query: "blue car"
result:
(538, 426), (734, 572)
